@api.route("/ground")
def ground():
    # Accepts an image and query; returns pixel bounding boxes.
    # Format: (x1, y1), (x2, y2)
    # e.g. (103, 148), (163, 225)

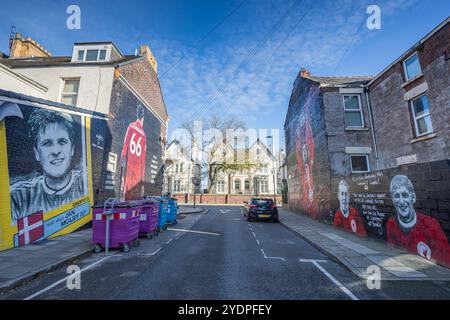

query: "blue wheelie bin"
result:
(154, 197), (168, 232)
(166, 196), (178, 226)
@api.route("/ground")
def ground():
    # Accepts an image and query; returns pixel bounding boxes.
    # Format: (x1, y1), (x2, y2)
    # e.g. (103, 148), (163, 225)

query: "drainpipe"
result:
(364, 86), (380, 171)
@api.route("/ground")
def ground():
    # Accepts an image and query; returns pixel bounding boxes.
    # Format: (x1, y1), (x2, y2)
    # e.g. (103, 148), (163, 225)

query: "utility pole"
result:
(267, 136), (276, 205)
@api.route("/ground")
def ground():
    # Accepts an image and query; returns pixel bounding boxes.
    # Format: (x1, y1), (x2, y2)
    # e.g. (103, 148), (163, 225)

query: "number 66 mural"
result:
(119, 105), (147, 201)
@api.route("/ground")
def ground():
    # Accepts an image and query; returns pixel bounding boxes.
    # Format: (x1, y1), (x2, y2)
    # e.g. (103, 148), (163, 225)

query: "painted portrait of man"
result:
(10, 109), (86, 222)
(387, 175), (450, 267)
(295, 85), (320, 219)
(119, 105), (147, 201)
(333, 180), (366, 237)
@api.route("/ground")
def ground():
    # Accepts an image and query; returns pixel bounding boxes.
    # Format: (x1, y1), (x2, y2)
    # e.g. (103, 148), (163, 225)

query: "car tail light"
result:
(250, 205), (257, 209)
(270, 205), (277, 209)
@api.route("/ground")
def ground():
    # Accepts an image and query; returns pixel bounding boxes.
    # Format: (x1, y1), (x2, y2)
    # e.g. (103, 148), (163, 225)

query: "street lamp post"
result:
(266, 136), (277, 205)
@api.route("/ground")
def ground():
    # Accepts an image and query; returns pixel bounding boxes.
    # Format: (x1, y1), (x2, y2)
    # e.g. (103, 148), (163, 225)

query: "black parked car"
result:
(243, 198), (279, 223)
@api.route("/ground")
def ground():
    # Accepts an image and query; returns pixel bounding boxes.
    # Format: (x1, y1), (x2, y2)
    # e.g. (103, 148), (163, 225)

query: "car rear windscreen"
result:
(251, 199), (275, 206)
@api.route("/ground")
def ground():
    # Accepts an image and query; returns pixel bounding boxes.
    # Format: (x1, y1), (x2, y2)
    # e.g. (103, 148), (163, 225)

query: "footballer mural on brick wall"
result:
(119, 105), (147, 201)
(0, 101), (92, 251)
(100, 77), (164, 203)
(387, 175), (450, 267)
(294, 84), (322, 220)
(333, 180), (367, 237)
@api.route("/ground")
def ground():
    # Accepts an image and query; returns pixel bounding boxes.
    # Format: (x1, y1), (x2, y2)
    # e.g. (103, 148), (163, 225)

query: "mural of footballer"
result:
(387, 175), (450, 267)
(333, 180), (367, 237)
(119, 105), (147, 201)
(10, 109), (86, 223)
(295, 85), (320, 219)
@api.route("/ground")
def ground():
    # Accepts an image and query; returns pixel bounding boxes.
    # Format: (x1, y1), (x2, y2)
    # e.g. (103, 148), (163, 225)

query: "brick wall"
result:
(91, 78), (165, 204)
(284, 77), (332, 219)
(172, 194), (282, 205)
(368, 22), (450, 169)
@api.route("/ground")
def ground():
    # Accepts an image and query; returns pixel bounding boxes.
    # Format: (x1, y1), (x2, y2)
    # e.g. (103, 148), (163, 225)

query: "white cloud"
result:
(156, 0), (420, 133)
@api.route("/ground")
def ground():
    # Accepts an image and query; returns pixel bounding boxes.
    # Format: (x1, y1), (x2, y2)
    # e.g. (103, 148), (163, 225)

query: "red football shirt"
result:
(120, 121), (147, 200)
(387, 213), (450, 267)
(334, 207), (367, 237)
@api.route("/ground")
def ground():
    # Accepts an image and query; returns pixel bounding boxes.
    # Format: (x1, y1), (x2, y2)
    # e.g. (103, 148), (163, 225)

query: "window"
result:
(411, 94), (433, 137)
(99, 49), (107, 61)
(60, 79), (80, 106)
(174, 180), (181, 192)
(343, 95), (364, 128)
(245, 180), (250, 191)
(350, 155), (370, 173)
(175, 164), (179, 173)
(261, 179), (269, 193)
(180, 163), (184, 173)
(86, 50), (100, 62)
(234, 180), (241, 192)
(77, 50), (85, 61)
(403, 53), (422, 81)
(217, 181), (225, 193)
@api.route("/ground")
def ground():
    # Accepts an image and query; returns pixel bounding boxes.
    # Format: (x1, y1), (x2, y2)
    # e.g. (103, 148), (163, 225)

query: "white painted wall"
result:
(0, 63), (47, 98)
(13, 65), (115, 114)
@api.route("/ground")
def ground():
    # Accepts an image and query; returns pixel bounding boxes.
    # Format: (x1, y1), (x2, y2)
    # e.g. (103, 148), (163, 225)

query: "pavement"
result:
(178, 205), (206, 214)
(278, 208), (450, 281)
(1, 206), (450, 300)
(0, 229), (92, 293)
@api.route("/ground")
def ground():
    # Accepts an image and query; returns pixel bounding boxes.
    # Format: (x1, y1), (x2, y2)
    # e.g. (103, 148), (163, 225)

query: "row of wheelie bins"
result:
(92, 195), (178, 253)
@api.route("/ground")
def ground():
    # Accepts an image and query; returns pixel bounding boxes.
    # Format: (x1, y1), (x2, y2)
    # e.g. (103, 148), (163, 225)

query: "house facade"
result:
(284, 18), (450, 267)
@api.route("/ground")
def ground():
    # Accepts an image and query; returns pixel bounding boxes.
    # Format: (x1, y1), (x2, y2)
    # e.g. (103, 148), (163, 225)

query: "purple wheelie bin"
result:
(92, 198), (142, 253)
(139, 198), (159, 239)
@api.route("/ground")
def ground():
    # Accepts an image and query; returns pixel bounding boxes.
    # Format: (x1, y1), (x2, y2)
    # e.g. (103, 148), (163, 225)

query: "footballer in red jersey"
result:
(333, 180), (367, 237)
(387, 175), (450, 267)
(119, 105), (147, 201)
(295, 85), (320, 219)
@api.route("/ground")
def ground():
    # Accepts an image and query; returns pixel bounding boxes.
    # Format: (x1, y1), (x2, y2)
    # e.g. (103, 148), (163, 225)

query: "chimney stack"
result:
(300, 68), (311, 78)
(139, 45), (158, 74)
(10, 33), (51, 59)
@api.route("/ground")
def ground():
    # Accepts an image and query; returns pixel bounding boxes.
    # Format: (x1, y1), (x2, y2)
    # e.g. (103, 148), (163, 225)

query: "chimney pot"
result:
(300, 68), (311, 78)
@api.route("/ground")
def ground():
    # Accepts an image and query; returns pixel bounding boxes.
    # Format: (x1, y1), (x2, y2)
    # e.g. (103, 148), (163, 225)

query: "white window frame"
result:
(260, 178), (269, 193)
(217, 181), (225, 194)
(403, 52), (422, 81)
(411, 93), (433, 137)
(350, 154), (370, 173)
(234, 179), (241, 192)
(342, 94), (364, 129)
(72, 45), (111, 63)
(59, 78), (80, 106)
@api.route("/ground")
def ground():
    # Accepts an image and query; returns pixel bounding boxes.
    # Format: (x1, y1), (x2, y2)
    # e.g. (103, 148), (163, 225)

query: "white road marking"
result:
(219, 209), (231, 214)
(167, 228), (220, 236)
(252, 232), (257, 238)
(261, 249), (286, 262)
(299, 259), (359, 301)
(256, 240), (261, 246)
(139, 248), (162, 257)
(24, 254), (116, 300)
(166, 239), (173, 244)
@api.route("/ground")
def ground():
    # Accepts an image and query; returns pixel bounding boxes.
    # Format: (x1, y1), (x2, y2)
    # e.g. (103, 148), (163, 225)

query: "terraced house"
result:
(284, 18), (450, 267)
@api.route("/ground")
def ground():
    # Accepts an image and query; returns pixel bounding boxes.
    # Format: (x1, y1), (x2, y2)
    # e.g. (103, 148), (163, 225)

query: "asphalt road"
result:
(2, 206), (450, 300)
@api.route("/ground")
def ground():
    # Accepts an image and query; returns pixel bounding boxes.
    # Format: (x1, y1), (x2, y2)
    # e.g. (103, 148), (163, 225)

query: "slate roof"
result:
(0, 55), (139, 68)
(305, 75), (373, 87)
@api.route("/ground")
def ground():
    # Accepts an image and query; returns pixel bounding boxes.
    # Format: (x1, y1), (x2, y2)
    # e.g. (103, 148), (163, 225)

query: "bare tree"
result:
(181, 115), (257, 193)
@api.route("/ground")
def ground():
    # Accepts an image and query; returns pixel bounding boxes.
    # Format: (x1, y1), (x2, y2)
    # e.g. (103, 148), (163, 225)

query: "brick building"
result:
(284, 18), (450, 267)
(0, 33), (169, 251)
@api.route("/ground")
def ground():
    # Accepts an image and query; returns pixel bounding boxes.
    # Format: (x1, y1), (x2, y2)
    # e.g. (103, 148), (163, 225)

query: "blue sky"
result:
(0, 0), (449, 148)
